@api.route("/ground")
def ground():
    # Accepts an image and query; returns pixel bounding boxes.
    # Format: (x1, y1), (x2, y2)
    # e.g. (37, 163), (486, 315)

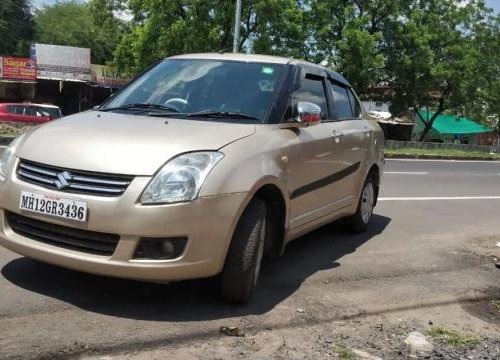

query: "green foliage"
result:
(0, 0), (34, 56)
(34, 0), (124, 64)
(467, 14), (500, 132)
(332, 19), (384, 93)
(109, 0), (500, 137)
(385, 148), (500, 160)
(7, 0), (495, 134)
(334, 344), (355, 360)
(113, 0), (308, 74)
(379, 0), (498, 139)
(385, 1), (484, 114)
(309, 0), (412, 93)
(426, 326), (481, 348)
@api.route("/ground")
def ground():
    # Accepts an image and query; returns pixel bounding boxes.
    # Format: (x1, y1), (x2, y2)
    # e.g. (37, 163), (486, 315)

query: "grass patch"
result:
(426, 326), (481, 348)
(385, 147), (500, 159)
(334, 344), (355, 360)
(0, 124), (31, 137)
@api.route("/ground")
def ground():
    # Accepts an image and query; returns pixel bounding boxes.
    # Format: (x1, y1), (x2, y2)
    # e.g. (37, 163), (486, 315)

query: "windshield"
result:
(102, 59), (284, 122)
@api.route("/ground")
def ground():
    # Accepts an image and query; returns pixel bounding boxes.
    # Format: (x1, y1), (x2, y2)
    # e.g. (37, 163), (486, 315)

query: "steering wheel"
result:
(165, 98), (191, 112)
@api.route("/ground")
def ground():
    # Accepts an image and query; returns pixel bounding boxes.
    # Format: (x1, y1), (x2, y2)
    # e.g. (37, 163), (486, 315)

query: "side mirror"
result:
(295, 101), (322, 126)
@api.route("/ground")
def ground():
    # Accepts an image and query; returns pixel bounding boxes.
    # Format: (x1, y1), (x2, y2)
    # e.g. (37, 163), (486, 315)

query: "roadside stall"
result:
(0, 56), (37, 102)
(30, 43), (92, 115)
(413, 109), (493, 144)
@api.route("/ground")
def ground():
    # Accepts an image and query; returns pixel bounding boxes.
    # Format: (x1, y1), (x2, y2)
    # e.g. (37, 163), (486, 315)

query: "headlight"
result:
(0, 134), (25, 180)
(140, 151), (224, 204)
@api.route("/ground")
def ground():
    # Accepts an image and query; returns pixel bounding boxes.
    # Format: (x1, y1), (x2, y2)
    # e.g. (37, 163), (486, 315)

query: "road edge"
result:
(385, 153), (500, 161)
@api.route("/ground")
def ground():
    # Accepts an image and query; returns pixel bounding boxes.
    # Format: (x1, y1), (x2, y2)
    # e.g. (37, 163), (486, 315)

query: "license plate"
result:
(19, 191), (88, 222)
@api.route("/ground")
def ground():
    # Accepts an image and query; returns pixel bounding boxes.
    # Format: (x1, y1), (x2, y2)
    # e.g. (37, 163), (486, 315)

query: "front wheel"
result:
(345, 177), (376, 233)
(221, 199), (266, 303)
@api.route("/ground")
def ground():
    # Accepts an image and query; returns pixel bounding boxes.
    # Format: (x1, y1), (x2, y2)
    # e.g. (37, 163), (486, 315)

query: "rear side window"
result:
(348, 89), (362, 118)
(330, 83), (362, 120)
(40, 106), (61, 118)
(7, 105), (24, 114)
(32, 106), (50, 116)
(294, 74), (329, 119)
(24, 106), (38, 116)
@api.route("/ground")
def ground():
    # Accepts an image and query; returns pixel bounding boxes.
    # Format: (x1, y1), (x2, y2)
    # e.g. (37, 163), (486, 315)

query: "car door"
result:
(287, 66), (350, 230)
(6, 105), (25, 123)
(19, 105), (36, 123)
(328, 80), (371, 199)
(23, 106), (46, 124)
(0, 105), (8, 121)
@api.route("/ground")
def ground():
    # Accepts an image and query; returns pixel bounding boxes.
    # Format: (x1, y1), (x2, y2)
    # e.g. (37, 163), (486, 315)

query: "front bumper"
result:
(0, 170), (248, 282)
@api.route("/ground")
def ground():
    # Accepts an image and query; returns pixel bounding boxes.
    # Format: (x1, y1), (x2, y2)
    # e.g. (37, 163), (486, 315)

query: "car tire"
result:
(221, 198), (266, 304)
(345, 176), (376, 233)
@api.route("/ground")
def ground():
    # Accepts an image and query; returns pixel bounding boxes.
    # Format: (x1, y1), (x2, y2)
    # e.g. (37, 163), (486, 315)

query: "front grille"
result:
(17, 159), (133, 197)
(6, 211), (120, 256)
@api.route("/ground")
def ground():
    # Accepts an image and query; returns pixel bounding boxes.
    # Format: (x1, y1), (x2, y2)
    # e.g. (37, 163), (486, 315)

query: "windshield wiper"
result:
(148, 109), (260, 120)
(99, 103), (180, 113)
(185, 110), (259, 120)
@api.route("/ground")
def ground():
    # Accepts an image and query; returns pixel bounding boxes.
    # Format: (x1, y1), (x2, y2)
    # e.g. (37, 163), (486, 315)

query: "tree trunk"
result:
(419, 99), (446, 142)
(419, 83), (452, 142)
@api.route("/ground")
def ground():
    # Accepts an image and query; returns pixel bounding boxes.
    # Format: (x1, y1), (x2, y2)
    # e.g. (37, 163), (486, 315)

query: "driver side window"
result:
(293, 74), (329, 120)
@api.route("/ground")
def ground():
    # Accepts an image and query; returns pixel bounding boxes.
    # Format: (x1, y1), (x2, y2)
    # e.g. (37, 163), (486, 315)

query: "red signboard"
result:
(1, 57), (37, 81)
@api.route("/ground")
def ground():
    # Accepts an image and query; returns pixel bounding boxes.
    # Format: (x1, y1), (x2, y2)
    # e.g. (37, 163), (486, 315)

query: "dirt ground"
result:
(82, 299), (500, 360)
(79, 228), (500, 360)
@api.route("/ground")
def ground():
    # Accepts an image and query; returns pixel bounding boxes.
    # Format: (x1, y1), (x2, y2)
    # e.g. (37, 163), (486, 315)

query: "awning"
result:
(0, 79), (36, 84)
(416, 110), (492, 135)
(36, 77), (87, 83)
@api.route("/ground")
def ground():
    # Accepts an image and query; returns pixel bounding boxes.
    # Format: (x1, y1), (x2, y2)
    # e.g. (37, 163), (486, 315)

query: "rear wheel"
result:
(345, 177), (376, 233)
(221, 199), (266, 303)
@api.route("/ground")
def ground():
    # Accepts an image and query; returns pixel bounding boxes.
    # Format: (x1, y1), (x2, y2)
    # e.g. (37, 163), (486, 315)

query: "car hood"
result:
(16, 111), (256, 176)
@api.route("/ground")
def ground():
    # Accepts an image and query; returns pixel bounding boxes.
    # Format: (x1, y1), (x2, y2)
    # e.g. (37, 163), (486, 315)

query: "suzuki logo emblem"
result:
(54, 171), (72, 189)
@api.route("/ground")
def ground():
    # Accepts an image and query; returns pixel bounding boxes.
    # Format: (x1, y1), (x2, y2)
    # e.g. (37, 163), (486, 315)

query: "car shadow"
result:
(1, 214), (390, 321)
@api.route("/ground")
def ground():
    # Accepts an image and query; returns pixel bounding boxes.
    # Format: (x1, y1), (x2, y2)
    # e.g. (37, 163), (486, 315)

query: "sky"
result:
(484, 0), (499, 12)
(32, 0), (86, 8)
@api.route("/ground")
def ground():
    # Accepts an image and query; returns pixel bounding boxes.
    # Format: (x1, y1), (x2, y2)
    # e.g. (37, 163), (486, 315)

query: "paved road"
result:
(0, 159), (499, 359)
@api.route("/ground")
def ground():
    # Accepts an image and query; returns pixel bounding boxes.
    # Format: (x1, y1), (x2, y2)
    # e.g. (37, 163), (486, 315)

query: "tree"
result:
(0, 0), (34, 56)
(247, 0), (309, 59)
(88, 0), (126, 65)
(89, 0), (500, 138)
(113, 0), (307, 75)
(309, 0), (499, 140)
(467, 13), (500, 134)
(308, 0), (407, 93)
(34, 0), (123, 64)
(384, 0), (489, 141)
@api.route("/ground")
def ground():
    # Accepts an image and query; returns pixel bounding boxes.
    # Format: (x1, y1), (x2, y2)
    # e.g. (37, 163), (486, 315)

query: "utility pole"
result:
(232, 0), (242, 53)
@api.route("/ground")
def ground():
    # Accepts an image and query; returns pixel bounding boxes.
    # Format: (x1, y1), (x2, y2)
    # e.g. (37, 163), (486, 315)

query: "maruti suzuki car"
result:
(0, 53), (384, 303)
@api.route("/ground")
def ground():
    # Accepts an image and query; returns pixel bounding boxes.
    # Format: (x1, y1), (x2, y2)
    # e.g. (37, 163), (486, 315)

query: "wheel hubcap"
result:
(361, 182), (374, 224)
(254, 218), (265, 285)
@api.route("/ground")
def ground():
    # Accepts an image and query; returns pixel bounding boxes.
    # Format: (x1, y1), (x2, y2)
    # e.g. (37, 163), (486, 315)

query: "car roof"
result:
(167, 53), (352, 87)
(0, 102), (60, 109)
(29, 103), (60, 109)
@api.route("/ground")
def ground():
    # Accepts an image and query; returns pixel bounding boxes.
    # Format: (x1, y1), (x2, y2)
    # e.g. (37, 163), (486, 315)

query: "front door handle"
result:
(332, 130), (344, 143)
